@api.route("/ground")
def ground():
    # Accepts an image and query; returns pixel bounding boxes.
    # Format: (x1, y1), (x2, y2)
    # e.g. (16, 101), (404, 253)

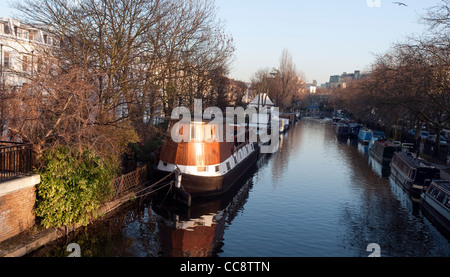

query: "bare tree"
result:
(251, 49), (305, 110)
(7, 0), (235, 161)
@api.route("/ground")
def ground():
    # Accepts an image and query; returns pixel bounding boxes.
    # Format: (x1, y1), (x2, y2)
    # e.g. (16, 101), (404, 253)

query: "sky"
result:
(215, 0), (440, 84)
(0, 0), (441, 85)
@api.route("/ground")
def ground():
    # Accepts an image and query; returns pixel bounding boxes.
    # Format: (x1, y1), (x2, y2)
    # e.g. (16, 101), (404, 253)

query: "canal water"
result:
(29, 118), (450, 257)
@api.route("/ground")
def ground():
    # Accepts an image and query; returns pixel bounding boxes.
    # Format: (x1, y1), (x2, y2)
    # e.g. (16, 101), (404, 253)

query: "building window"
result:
(4, 51), (11, 68)
(30, 31), (38, 41)
(3, 23), (10, 35)
(37, 57), (43, 73)
(22, 55), (29, 72)
(17, 29), (29, 40)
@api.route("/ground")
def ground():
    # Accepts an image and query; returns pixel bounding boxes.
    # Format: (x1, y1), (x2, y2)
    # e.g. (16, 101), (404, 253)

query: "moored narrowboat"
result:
(421, 180), (450, 233)
(335, 120), (349, 138)
(358, 128), (372, 145)
(370, 140), (401, 166)
(369, 140), (400, 178)
(389, 150), (440, 194)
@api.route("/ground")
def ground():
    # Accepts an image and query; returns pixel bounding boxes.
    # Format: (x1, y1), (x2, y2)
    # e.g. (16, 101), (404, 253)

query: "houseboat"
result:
(389, 150), (440, 194)
(348, 122), (362, 141)
(369, 140), (400, 177)
(332, 116), (341, 126)
(421, 180), (450, 233)
(335, 120), (349, 138)
(358, 128), (372, 145)
(155, 117), (260, 199)
(368, 131), (386, 151)
(371, 140), (401, 166)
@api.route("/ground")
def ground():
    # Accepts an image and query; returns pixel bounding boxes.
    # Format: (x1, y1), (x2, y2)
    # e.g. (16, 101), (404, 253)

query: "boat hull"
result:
(157, 146), (259, 198)
(422, 196), (450, 235)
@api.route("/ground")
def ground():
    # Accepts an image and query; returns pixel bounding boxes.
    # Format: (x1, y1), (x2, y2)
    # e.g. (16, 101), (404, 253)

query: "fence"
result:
(0, 141), (33, 181)
(111, 165), (147, 198)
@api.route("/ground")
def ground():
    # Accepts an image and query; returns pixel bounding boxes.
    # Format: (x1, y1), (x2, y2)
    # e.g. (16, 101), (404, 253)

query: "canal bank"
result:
(0, 184), (149, 257)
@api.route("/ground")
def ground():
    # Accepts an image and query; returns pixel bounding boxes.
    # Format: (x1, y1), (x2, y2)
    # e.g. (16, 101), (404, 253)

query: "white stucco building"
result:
(0, 18), (57, 89)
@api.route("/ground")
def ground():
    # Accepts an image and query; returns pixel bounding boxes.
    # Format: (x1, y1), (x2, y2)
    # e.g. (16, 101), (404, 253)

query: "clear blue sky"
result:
(216, 0), (439, 84)
(0, 0), (440, 84)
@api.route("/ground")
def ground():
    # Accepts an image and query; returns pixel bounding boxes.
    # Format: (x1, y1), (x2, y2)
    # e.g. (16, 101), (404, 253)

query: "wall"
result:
(0, 175), (40, 243)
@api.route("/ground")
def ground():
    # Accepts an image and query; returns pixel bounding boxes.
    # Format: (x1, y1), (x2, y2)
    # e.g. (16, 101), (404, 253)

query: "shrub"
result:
(35, 147), (114, 228)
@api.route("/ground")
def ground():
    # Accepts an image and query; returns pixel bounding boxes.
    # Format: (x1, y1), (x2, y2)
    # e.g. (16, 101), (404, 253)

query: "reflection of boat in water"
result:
(389, 177), (422, 217)
(153, 153), (271, 257)
(369, 155), (390, 178)
(390, 150), (440, 195)
(421, 180), (450, 236)
(279, 118), (290, 133)
(357, 142), (369, 155)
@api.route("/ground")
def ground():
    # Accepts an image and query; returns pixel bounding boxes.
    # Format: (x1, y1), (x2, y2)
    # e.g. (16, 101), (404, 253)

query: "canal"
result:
(28, 118), (450, 257)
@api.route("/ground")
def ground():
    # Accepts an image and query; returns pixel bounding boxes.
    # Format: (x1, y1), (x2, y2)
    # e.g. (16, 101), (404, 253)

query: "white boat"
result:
(421, 180), (450, 232)
(390, 150), (441, 194)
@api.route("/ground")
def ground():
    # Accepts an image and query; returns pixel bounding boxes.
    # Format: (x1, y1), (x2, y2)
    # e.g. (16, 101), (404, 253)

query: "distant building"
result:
(327, 70), (366, 89)
(306, 84), (317, 94)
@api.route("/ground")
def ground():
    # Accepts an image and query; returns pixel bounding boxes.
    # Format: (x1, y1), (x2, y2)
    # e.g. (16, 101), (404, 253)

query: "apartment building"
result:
(0, 17), (57, 89)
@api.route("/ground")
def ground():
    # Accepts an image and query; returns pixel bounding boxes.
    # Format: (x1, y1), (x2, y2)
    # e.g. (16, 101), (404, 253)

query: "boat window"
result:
(204, 124), (216, 142)
(441, 195), (448, 206)
(436, 191), (445, 203)
(163, 162), (167, 167)
(197, 166), (207, 172)
(191, 124), (204, 142)
(431, 188), (441, 198)
(215, 165), (219, 172)
(445, 197), (450, 209)
(428, 186), (436, 195)
(226, 162), (231, 171)
(409, 169), (416, 180)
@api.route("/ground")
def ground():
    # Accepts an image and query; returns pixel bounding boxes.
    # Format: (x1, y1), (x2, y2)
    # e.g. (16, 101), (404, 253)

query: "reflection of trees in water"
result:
(333, 124), (449, 256)
(270, 121), (306, 186)
(28, 201), (161, 257)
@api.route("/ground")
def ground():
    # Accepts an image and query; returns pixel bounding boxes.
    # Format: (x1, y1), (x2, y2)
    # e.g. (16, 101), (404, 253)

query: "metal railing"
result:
(111, 165), (147, 199)
(0, 141), (33, 181)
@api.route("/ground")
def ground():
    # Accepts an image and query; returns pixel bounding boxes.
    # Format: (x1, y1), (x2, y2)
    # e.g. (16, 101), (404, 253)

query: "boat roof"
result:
(395, 150), (436, 169)
(372, 130), (385, 136)
(431, 180), (450, 193)
(375, 140), (397, 147)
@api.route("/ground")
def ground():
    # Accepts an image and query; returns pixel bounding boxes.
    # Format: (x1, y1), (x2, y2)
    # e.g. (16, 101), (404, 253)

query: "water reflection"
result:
(154, 174), (253, 257)
(368, 156), (390, 178)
